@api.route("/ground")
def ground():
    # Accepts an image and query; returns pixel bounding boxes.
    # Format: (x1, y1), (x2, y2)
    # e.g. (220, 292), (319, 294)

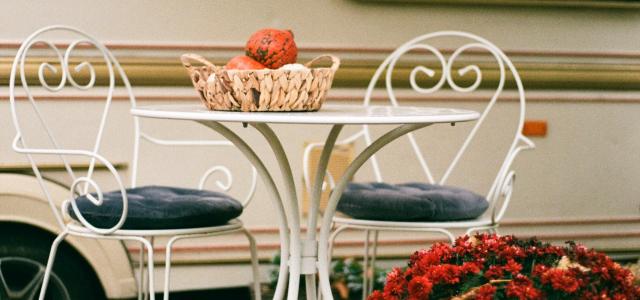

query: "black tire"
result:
(0, 223), (106, 300)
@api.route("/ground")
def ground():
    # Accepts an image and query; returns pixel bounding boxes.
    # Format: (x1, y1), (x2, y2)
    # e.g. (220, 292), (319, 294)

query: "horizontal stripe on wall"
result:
(3, 89), (640, 104)
(129, 230), (640, 265)
(0, 162), (128, 172)
(127, 215), (640, 264)
(1, 43), (639, 91)
(2, 41), (640, 59)
(132, 230), (640, 254)
(2, 41), (640, 58)
(356, 0), (640, 9)
(226, 215), (640, 235)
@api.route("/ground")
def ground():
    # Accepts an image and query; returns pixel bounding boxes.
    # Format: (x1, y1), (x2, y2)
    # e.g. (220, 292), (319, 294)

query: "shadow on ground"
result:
(158, 287), (251, 300)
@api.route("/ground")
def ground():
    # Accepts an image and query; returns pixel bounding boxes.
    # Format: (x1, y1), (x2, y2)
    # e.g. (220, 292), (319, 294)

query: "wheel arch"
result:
(0, 173), (137, 299)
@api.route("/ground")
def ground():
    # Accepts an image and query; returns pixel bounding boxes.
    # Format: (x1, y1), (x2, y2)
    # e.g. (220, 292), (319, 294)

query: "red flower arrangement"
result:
(369, 234), (640, 300)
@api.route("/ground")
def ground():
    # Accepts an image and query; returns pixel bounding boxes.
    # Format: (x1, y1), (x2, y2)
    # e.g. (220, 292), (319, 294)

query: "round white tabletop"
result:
(131, 104), (479, 125)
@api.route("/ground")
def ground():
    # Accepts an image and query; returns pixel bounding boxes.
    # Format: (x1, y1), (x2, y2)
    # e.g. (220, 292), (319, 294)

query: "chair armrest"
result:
(499, 135), (535, 184)
(138, 132), (258, 208)
(490, 134), (535, 223)
(198, 164), (258, 208)
(13, 134), (128, 234)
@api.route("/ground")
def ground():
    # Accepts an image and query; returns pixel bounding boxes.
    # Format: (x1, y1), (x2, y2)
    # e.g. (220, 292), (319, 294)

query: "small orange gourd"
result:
(225, 55), (266, 70)
(245, 28), (298, 69)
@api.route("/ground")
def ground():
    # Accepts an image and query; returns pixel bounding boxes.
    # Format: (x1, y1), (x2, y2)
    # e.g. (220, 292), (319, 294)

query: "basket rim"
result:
(224, 66), (335, 74)
(181, 53), (340, 73)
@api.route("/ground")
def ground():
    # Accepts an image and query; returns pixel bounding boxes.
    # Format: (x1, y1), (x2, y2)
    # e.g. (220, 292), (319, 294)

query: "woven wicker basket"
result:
(181, 53), (340, 112)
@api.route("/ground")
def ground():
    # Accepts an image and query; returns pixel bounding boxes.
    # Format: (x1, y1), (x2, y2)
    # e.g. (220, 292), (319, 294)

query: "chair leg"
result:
(38, 231), (68, 300)
(135, 237), (155, 300)
(441, 229), (456, 244)
(241, 229), (262, 300)
(163, 236), (181, 300)
(327, 225), (349, 266)
(163, 230), (262, 300)
(143, 237), (156, 300)
(272, 249), (288, 300)
(138, 241), (146, 300)
(142, 237), (154, 300)
(367, 230), (379, 297)
(320, 224), (349, 300)
(362, 230), (371, 300)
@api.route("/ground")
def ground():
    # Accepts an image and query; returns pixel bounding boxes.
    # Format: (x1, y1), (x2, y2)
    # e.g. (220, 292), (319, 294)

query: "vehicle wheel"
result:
(0, 225), (106, 300)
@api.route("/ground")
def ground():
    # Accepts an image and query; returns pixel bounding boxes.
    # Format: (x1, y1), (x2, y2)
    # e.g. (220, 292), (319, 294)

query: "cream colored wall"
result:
(2, 0), (640, 291)
(2, 0), (640, 51)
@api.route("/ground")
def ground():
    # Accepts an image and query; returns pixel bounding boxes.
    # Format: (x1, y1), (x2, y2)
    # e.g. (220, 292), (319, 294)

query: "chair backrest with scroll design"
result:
(9, 25), (258, 236)
(9, 25), (134, 235)
(305, 31), (534, 224)
(364, 31), (534, 223)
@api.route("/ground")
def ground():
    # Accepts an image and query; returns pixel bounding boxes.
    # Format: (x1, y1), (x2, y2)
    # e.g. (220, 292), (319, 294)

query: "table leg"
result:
(306, 125), (344, 300)
(252, 123), (303, 300)
(252, 123), (344, 300)
(317, 123), (431, 300)
(197, 121), (291, 300)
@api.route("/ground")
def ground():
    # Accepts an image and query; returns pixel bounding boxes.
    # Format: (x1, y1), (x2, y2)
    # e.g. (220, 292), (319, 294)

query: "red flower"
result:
(484, 265), (504, 280)
(407, 276), (433, 300)
(475, 284), (497, 300)
(370, 234), (640, 299)
(543, 245), (566, 257)
(423, 244), (451, 264)
(499, 245), (526, 259)
(540, 268), (580, 294)
(505, 259), (523, 275)
(461, 262), (481, 275)
(453, 235), (475, 255)
(593, 266), (613, 281)
(506, 275), (543, 300)
(425, 264), (462, 284)
(532, 264), (548, 276)
(612, 293), (628, 300)
(383, 268), (407, 299)
(367, 290), (385, 300)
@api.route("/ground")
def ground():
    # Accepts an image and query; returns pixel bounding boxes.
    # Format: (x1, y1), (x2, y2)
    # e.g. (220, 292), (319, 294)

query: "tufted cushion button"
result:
(337, 182), (488, 222)
(68, 186), (242, 230)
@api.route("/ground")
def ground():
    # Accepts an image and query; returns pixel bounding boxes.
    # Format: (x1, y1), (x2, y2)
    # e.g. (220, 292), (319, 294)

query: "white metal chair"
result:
(303, 31), (535, 299)
(8, 25), (262, 300)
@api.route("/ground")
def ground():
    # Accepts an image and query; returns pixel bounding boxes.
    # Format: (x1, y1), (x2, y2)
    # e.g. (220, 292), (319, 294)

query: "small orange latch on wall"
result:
(522, 120), (547, 137)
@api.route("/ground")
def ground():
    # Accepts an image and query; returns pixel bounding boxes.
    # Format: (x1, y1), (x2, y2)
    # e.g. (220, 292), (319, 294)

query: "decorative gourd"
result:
(225, 55), (266, 70)
(245, 28), (298, 69)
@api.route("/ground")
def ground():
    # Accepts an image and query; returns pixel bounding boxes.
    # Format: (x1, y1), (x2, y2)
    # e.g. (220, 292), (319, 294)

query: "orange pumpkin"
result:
(245, 28), (298, 69)
(225, 55), (266, 70)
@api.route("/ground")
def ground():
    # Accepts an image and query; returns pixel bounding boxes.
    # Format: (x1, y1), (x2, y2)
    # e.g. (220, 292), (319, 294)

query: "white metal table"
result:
(130, 103), (480, 300)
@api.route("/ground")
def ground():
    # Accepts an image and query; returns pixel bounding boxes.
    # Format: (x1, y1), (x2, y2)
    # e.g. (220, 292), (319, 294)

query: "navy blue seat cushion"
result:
(337, 182), (488, 222)
(68, 186), (242, 230)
